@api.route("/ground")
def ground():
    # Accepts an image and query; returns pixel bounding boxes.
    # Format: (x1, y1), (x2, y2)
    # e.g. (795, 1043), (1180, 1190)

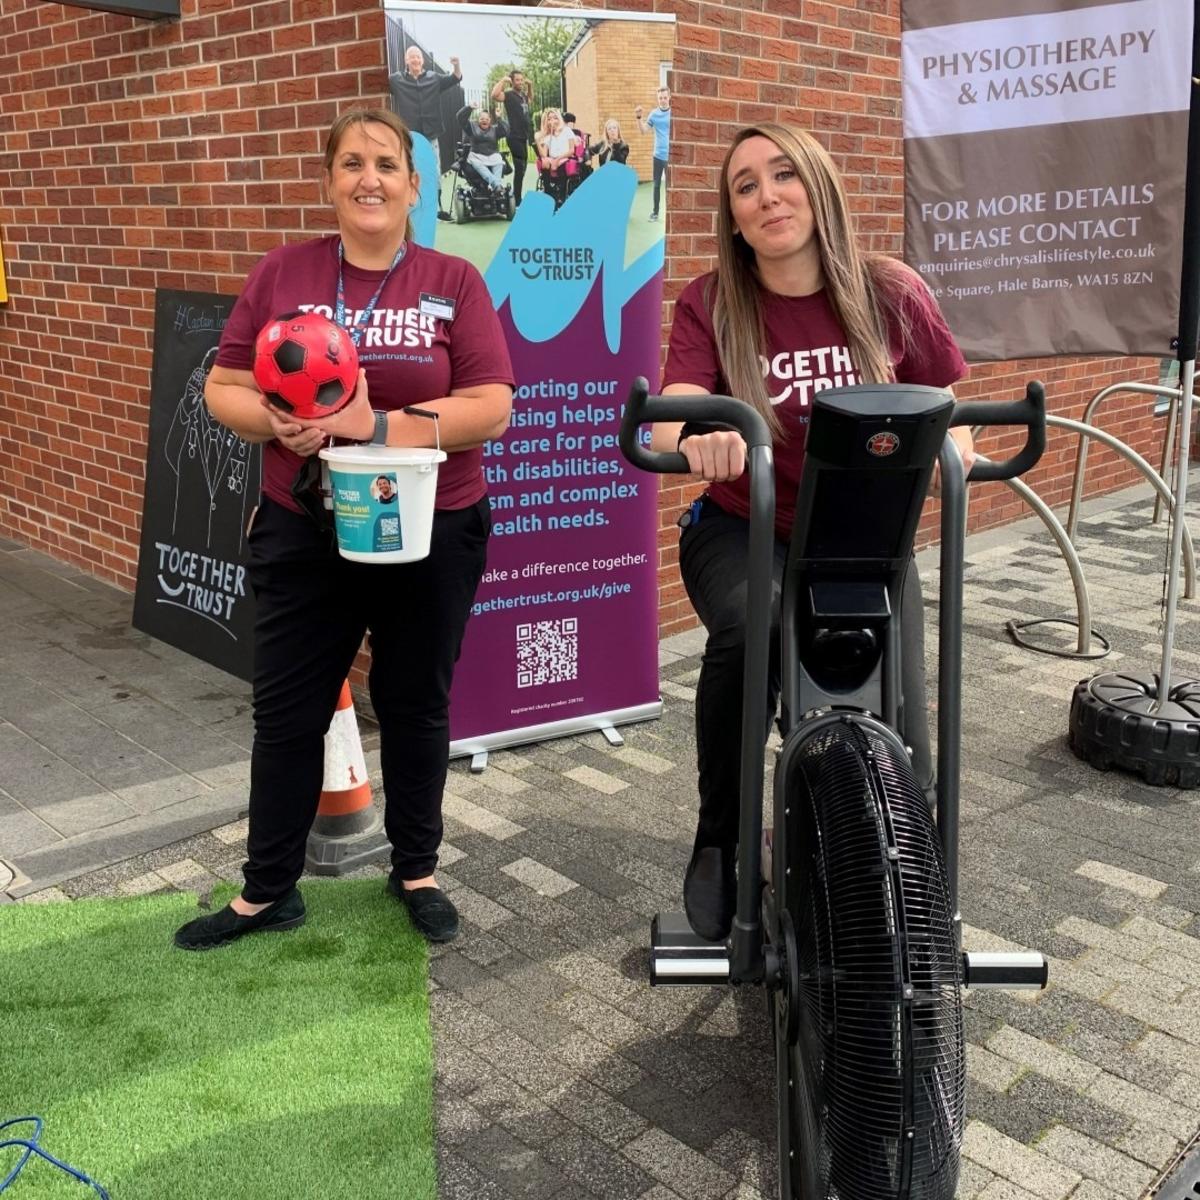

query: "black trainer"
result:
(387, 874), (459, 943)
(683, 844), (736, 942)
(173, 888), (306, 951)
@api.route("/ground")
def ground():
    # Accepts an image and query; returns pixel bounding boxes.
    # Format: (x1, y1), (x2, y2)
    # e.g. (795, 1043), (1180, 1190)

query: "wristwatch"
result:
(370, 410), (389, 446)
(678, 420), (720, 449)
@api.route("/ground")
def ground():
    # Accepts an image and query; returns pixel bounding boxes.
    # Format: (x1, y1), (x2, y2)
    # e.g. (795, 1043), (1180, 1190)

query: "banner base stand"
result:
(450, 701), (662, 766)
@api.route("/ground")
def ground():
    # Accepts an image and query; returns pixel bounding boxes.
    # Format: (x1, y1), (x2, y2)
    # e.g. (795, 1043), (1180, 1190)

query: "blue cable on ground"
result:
(0, 1117), (110, 1198)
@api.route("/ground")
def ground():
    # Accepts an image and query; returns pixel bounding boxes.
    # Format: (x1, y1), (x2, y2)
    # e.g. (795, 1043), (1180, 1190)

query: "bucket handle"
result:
(403, 406), (441, 455)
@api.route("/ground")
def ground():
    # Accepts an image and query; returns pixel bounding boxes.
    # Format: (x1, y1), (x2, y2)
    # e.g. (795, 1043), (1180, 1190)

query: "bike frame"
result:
(621, 380), (1047, 984)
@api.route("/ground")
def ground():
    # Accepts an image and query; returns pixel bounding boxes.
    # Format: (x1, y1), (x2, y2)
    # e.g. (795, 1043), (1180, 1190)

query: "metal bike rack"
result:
(973, 421), (1107, 659)
(1054, 413), (1196, 599)
(1066, 381), (1196, 538)
(991, 467), (1110, 659)
(977, 406), (1197, 659)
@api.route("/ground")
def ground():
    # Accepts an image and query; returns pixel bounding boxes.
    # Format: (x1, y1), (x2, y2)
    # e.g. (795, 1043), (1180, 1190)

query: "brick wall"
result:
(562, 18), (674, 182)
(0, 0), (1171, 638)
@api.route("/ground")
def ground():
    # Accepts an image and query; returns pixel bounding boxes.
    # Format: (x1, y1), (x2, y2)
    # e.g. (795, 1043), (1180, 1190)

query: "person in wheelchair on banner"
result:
(446, 103), (514, 224)
(456, 103), (510, 196)
(534, 107), (577, 211)
(651, 121), (975, 942)
(560, 112), (591, 198)
(587, 118), (630, 169)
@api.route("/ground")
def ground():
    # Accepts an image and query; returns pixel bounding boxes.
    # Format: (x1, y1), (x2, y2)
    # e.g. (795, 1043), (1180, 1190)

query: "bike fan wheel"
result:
(777, 716), (964, 1199)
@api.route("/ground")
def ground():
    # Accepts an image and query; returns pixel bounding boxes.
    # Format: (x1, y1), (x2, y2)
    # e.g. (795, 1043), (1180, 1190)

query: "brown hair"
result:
(713, 122), (912, 436)
(323, 108), (418, 242)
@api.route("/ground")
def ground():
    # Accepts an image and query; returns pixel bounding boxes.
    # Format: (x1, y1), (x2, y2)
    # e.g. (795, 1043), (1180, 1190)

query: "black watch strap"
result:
(370, 410), (389, 445)
(677, 420), (724, 449)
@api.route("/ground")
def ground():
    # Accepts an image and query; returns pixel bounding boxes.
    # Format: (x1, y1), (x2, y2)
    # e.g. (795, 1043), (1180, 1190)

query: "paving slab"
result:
(6, 478), (1200, 1197)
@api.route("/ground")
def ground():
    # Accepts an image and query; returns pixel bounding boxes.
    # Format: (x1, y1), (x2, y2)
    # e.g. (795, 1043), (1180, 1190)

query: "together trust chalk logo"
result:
(508, 246), (597, 282)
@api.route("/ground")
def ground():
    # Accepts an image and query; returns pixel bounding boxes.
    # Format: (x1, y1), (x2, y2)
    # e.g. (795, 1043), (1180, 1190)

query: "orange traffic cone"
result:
(304, 680), (390, 875)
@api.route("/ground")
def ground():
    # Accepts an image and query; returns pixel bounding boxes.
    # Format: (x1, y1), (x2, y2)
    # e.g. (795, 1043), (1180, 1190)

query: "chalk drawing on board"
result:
(162, 345), (254, 552)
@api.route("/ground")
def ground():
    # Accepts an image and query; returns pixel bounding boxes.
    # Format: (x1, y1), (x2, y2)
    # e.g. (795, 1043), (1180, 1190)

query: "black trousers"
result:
(241, 495), (490, 902)
(678, 496), (932, 850)
(508, 138), (529, 203)
(652, 156), (668, 215)
(541, 165), (569, 210)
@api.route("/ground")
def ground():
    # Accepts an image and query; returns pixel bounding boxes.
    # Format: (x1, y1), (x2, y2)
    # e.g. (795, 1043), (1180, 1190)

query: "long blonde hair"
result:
(713, 122), (910, 436)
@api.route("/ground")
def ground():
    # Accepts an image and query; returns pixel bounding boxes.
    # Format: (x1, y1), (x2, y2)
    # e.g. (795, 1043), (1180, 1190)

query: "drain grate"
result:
(1152, 1141), (1200, 1200)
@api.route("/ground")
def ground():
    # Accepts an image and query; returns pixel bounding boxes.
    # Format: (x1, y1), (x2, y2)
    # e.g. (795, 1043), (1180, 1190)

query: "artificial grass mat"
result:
(0, 880), (436, 1199)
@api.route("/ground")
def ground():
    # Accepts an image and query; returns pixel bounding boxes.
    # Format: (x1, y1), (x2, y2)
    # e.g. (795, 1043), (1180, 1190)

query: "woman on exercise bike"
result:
(652, 122), (974, 942)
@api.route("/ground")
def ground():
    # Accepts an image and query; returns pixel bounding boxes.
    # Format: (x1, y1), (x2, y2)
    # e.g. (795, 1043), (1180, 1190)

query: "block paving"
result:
(4, 478), (1200, 1199)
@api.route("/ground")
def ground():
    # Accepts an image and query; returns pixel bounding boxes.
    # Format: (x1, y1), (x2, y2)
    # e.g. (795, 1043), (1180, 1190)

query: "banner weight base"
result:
(450, 702), (662, 765)
(1068, 671), (1200, 789)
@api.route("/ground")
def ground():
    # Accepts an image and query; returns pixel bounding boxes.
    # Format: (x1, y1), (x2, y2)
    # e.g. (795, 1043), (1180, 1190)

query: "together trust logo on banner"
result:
(509, 246), (596, 283)
(484, 164), (663, 351)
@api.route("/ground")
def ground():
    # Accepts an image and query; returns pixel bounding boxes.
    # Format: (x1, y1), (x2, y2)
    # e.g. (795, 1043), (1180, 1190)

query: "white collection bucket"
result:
(318, 444), (447, 563)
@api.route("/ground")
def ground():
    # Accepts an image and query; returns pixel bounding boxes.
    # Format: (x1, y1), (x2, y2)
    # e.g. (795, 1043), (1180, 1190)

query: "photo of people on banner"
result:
(384, 3), (670, 262)
(384, 2), (676, 756)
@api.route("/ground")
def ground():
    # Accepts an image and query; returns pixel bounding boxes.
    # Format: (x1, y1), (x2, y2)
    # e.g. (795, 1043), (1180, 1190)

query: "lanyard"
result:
(335, 239), (406, 348)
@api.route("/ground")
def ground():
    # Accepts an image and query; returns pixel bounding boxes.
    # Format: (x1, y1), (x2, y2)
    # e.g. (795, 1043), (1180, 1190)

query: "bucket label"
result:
(329, 469), (404, 555)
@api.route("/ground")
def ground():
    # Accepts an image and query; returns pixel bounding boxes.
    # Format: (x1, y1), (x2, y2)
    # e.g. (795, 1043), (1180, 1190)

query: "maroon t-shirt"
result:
(662, 264), (967, 538)
(216, 236), (515, 513)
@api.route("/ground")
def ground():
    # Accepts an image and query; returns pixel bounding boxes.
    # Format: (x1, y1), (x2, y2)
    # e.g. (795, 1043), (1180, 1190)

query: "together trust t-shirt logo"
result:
(299, 304), (439, 349)
(761, 343), (859, 407)
(508, 246), (596, 282)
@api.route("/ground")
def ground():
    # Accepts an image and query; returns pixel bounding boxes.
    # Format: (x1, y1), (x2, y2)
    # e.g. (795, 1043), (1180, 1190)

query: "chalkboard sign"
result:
(133, 289), (261, 681)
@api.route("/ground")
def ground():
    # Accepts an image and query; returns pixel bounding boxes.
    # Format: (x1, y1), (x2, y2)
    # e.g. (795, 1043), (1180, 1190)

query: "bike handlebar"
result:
(618, 376), (773, 476)
(950, 380), (1046, 482)
(620, 376), (1047, 484)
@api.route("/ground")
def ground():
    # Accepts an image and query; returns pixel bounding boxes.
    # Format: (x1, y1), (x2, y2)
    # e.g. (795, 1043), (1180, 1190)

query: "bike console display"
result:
(783, 385), (954, 723)
(794, 384), (953, 564)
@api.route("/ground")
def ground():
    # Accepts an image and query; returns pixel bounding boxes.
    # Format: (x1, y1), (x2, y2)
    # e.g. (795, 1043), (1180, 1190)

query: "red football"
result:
(253, 310), (359, 420)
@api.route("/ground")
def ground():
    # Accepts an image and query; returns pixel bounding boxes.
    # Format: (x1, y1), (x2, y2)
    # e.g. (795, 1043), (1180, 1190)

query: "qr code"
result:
(378, 517), (399, 537)
(516, 618), (578, 688)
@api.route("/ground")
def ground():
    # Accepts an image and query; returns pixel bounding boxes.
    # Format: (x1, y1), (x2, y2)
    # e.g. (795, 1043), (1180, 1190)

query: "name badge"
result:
(419, 292), (455, 321)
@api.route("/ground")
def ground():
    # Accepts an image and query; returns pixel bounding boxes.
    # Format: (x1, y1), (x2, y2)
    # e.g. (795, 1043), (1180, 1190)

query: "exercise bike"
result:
(620, 379), (1051, 1199)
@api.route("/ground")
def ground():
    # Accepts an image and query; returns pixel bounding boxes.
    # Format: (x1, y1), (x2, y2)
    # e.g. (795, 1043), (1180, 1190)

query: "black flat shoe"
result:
(173, 888), (305, 951)
(387, 875), (459, 943)
(683, 845), (736, 942)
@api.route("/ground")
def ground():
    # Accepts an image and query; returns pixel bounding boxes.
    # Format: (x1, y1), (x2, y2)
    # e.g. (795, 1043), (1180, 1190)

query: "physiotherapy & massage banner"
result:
(384, 2), (675, 754)
(902, 0), (1192, 360)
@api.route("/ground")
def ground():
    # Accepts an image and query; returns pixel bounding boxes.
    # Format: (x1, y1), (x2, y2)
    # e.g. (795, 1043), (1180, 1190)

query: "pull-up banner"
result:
(384, 2), (675, 754)
(902, 0), (1192, 361)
